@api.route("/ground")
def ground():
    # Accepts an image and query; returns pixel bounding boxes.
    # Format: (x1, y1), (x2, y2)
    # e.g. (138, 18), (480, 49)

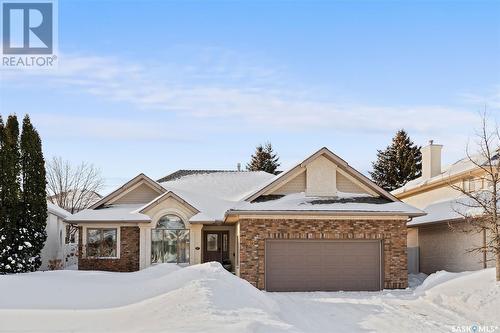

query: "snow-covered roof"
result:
(67, 204), (151, 223)
(407, 199), (464, 226)
(68, 148), (425, 224)
(393, 153), (494, 196)
(159, 171), (275, 221)
(47, 202), (72, 219)
(231, 192), (424, 216)
(408, 191), (497, 226)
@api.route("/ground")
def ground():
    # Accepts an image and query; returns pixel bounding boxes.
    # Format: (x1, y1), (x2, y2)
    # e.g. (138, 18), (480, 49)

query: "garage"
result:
(265, 239), (383, 292)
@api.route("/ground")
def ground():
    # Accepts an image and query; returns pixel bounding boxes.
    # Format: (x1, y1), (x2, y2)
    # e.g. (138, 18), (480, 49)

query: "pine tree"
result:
(246, 142), (280, 174)
(0, 115), (22, 274)
(370, 130), (422, 191)
(20, 115), (47, 271)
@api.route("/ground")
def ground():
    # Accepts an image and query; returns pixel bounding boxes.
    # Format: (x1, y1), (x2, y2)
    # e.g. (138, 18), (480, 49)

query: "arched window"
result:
(157, 214), (185, 230)
(151, 214), (190, 264)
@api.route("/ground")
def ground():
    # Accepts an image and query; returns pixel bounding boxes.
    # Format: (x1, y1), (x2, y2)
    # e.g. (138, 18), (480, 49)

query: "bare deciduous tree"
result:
(46, 157), (104, 214)
(449, 113), (500, 281)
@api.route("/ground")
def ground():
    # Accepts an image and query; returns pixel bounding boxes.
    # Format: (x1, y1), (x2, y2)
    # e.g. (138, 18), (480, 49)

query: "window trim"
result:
(151, 214), (190, 264)
(83, 226), (120, 259)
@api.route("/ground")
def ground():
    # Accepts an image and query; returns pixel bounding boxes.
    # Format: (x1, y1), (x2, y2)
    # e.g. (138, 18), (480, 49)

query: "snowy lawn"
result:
(0, 263), (498, 333)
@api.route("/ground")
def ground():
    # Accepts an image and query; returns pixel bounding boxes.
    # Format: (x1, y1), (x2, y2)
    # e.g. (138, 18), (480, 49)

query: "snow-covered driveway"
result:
(0, 263), (498, 333)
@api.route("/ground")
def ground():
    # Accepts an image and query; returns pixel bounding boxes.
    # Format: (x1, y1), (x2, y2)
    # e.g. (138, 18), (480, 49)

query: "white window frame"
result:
(82, 225), (121, 259)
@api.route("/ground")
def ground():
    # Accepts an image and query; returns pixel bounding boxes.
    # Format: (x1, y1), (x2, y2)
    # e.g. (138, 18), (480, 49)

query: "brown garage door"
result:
(265, 240), (382, 292)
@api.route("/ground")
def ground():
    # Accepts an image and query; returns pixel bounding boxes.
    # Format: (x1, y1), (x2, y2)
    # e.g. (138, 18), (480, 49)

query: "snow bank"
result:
(0, 263), (182, 309)
(0, 263), (292, 333)
(417, 268), (500, 324)
(0, 262), (279, 311)
(408, 272), (428, 288)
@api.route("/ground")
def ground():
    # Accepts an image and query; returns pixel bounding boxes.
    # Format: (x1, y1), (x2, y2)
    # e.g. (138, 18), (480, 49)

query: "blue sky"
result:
(1, 0), (500, 193)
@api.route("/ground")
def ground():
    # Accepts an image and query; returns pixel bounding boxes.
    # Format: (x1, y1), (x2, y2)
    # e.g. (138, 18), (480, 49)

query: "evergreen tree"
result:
(370, 130), (422, 191)
(20, 115), (47, 271)
(0, 115), (22, 274)
(246, 142), (280, 174)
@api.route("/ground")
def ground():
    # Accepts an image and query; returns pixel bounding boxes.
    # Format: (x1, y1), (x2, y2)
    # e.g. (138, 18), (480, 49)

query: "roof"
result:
(67, 204), (151, 223)
(157, 170), (237, 183)
(47, 202), (71, 219)
(68, 148), (424, 224)
(231, 192), (424, 217)
(244, 147), (398, 202)
(159, 171), (275, 221)
(90, 173), (165, 209)
(408, 191), (497, 226)
(392, 153), (497, 196)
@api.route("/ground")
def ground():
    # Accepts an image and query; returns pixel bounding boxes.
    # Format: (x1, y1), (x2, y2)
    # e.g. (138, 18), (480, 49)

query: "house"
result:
(66, 147), (424, 291)
(40, 202), (77, 270)
(48, 190), (103, 214)
(392, 141), (495, 275)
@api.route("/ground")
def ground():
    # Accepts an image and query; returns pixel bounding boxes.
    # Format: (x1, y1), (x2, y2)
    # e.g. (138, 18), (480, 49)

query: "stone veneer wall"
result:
(238, 218), (408, 289)
(78, 226), (140, 272)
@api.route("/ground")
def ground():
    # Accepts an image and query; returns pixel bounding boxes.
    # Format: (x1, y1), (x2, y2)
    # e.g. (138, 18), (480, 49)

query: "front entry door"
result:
(203, 231), (229, 263)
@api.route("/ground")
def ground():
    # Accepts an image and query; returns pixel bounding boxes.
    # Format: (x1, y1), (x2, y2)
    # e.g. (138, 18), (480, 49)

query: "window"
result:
(151, 215), (190, 264)
(86, 228), (117, 258)
(65, 225), (77, 244)
(207, 234), (218, 251)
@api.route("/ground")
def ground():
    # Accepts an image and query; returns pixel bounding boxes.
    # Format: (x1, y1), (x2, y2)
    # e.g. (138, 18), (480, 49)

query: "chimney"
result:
(237, 163), (241, 171)
(421, 140), (443, 179)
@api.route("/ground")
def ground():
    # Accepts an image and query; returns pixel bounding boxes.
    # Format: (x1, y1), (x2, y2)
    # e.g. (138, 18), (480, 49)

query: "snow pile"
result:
(0, 263), (292, 333)
(0, 265), (499, 332)
(408, 272), (428, 288)
(417, 268), (500, 324)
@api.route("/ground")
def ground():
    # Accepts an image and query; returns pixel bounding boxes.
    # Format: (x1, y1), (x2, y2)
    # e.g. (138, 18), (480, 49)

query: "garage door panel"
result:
(265, 240), (382, 292)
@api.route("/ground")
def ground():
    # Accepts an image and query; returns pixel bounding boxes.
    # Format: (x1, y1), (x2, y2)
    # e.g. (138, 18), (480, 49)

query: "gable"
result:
(336, 171), (366, 194)
(246, 147), (397, 202)
(112, 183), (162, 204)
(90, 174), (166, 209)
(140, 193), (199, 222)
(271, 170), (306, 194)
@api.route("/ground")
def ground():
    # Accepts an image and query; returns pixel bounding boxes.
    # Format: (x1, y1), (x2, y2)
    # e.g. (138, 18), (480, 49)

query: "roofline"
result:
(393, 166), (484, 198)
(64, 219), (152, 224)
(47, 205), (71, 219)
(136, 190), (200, 214)
(408, 217), (464, 227)
(244, 147), (399, 202)
(89, 173), (166, 209)
(226, 209), (425, 217)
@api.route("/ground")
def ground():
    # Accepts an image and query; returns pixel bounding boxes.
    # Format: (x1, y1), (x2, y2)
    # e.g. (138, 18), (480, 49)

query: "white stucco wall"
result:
(39, 213), (75, 270)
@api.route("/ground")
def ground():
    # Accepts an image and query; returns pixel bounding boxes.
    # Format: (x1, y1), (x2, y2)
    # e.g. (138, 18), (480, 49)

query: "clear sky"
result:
(1, 0), (500, 193)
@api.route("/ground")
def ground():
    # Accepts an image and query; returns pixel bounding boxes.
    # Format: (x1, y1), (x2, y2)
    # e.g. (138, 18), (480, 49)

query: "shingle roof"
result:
(157, 170), (237, 183)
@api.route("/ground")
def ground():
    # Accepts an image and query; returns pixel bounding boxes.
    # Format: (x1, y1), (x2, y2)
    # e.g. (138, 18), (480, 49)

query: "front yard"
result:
(0, 263), (498, 333)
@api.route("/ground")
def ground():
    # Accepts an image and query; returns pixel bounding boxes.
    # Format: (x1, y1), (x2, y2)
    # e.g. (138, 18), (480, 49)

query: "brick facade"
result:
(78, 226), (140, 272)
(238, 218), (408, 289)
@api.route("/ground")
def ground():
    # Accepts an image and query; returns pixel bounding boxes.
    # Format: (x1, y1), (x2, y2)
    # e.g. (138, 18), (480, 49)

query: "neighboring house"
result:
(40, 202), (77, 270)
(48, 190), (103, 214)
(67, 147), (423, 292)
(392, 141), (495, 275)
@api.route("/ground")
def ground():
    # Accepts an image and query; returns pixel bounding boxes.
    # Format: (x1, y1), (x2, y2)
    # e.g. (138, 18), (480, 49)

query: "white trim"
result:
(108, 181), (163, 205)
(81, 224), (121, 259)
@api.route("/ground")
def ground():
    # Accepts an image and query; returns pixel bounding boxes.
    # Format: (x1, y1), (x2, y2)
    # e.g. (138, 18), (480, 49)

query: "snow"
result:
(47, 202), (71, 219)
(392, 153), (494, 196)
(232, 192), (424, 216)
(408, 272), (428, 288)
(159, 171), (275, 222)
(67, 204), (151, 222)
(0, 264), (498, 332)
